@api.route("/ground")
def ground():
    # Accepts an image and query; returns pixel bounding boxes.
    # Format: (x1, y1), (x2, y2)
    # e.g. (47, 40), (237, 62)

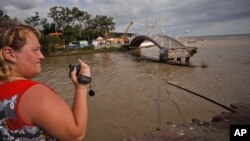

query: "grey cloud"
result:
(1, 0), (250, 35)
(1, 0), (40, 10)
(170, 0), (250, 24)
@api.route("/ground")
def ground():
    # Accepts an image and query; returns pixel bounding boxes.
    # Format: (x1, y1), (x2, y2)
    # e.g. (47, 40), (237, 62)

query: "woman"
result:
(0, 22), (89, 140)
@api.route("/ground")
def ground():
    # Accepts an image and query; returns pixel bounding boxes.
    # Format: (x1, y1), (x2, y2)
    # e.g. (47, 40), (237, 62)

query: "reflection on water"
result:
(34, 37), (250, 141)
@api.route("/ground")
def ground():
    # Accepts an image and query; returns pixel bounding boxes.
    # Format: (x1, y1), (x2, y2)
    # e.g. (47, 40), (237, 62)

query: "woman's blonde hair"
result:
(0, 21), (41, 81)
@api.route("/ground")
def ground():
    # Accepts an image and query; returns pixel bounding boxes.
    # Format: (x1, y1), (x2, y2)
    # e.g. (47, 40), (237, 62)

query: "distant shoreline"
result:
(188, 33), (250, 40)
(44, 33), (250, 57)
(44, 46), (126, 57)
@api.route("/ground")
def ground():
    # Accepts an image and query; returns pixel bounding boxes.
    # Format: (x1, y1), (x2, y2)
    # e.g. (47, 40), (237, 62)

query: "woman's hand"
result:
(70, 59), (91, 87)
(78, 59), (91, 77)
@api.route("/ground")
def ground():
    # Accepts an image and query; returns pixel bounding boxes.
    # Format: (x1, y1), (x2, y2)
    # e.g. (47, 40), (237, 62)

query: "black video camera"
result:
(69, 64), (92, 84)
(69, 64), (81, 77)
(69, 64), (95, 96)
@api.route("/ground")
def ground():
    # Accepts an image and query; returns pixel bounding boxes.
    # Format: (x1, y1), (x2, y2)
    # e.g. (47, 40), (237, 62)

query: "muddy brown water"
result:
(34, 36), (250, 141)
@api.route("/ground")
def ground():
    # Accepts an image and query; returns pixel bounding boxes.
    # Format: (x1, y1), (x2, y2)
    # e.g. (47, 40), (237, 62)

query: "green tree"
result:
(40, 32), (64, 55)
(48, 6), (63, 31)
(0, 9), (9, 18)
(48, 6), (75, 31)
(62, 25), (80, 44)
(0, 9), (20, 24)
(46, 6), (116, 44)
(0, 9), (10, 23)
(84, 15), (115, 40)
(39, 18), (58, 35)
(25, 12), (40, 27)
(48, 6), (91, 31)
(71, 7), (91, 38)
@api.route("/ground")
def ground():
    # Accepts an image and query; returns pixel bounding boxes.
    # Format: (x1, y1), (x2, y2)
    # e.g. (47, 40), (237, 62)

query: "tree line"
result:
(0, 7), (116, 54)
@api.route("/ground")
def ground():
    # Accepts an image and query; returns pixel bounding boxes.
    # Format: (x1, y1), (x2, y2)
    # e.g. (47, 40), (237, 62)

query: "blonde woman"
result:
(0, 22), (89, 140)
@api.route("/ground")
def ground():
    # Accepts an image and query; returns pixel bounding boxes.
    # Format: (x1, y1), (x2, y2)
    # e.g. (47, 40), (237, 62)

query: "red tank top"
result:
(0, 80), (57, 140)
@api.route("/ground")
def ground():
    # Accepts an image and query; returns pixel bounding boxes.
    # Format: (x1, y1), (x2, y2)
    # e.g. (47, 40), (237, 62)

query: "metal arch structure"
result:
(128, 34), (198, 63)
(129, 34), (185, 50)
(129, 35), (162, 49)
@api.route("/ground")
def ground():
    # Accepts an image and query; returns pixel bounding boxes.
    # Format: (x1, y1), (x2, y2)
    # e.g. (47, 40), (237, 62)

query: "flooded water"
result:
(34, 36), (250, 141)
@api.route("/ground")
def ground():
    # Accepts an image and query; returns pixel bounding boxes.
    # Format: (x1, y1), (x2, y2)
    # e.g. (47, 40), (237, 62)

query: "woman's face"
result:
(13, 32), (44, 79)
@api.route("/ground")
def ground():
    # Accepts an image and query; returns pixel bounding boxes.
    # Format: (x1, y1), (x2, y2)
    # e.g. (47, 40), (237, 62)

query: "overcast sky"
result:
(1, 0), (250, 36)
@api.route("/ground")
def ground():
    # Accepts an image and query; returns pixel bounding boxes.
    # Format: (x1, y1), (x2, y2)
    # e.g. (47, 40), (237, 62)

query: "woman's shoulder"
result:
(17, 81), (63, 127)
(24, 82), (57, 96)
(19, 81), (63, 113)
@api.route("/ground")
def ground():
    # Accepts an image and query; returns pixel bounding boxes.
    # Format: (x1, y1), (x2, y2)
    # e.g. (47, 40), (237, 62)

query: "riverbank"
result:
(124, 103), (250, 141)
(44, 45), (126, 57)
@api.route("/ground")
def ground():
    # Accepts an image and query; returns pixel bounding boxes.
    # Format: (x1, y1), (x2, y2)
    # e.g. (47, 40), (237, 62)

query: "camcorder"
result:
(69, 64), (81, 77)
(69, 64), (95, 96)
(69, 64), (92, 84)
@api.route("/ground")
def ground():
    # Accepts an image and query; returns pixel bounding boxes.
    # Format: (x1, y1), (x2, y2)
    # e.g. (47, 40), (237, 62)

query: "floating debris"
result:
(177, 130), (185, 136)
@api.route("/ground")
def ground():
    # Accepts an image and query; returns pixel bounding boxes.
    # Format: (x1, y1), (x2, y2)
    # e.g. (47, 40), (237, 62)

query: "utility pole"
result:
(157, 15), (161, 34)
(169, 23), (172, 48)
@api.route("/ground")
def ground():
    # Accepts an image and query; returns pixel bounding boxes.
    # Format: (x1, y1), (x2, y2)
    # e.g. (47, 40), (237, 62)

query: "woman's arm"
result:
(18, 59), (90, 141)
